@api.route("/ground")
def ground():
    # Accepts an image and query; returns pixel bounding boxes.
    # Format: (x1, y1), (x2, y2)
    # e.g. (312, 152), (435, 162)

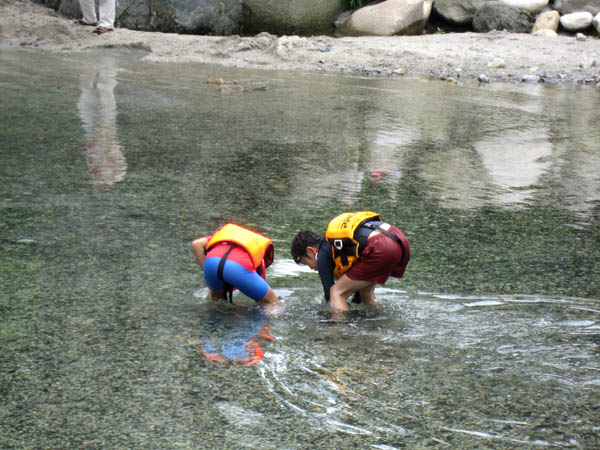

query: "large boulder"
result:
(472, 1), (532, 32)
(560, 11), (594, 31)
(531, 9), (559, 32)
(553, 0), (600, 15)
(433, 0), (545, 24)
(243, 0), (346, 35)
(338, 0), (434, 36)
(43, 0), (245, 34)
(498, 0), (547, 14)
(433, 0), (489, 25)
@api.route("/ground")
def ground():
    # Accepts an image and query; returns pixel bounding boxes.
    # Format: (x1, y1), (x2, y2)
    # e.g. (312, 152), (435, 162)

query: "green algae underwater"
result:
(1, 49), (599, 448)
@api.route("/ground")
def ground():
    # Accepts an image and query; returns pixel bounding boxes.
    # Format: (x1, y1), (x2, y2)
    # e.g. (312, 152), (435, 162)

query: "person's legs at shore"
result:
(97, 0), (115, 30)
(78, 0), (98, 25)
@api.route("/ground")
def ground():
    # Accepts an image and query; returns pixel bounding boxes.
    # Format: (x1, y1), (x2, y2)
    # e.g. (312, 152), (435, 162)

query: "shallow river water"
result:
(1, 49), (599, 448)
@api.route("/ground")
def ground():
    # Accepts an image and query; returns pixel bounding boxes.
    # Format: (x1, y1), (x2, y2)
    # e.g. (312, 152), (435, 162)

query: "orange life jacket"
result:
(207, 223), (274, 270)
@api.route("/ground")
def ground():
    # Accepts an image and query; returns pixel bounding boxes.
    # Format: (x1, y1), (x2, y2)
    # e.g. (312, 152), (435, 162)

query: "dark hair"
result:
(291, 231), (323, 264)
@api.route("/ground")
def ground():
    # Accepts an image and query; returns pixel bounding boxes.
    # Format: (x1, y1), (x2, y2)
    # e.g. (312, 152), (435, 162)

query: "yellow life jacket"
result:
(207, 223), (274, 269)
(325, 211), (381, 278)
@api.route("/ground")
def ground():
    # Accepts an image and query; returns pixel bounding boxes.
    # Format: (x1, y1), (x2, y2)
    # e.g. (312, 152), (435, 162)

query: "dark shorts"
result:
(345, 225), (410, 285)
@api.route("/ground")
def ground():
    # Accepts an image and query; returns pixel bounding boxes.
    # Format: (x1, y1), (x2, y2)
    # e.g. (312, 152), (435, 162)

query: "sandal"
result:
(93, 27), (114, 35)
(75, 19), (97, 26)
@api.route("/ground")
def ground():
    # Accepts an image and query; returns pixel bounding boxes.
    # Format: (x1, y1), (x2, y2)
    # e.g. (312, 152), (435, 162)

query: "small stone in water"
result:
(16, 239), (37, 245)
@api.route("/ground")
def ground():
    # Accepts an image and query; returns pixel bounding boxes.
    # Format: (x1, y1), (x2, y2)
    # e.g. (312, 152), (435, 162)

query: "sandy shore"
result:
(1, 0), (599, 84)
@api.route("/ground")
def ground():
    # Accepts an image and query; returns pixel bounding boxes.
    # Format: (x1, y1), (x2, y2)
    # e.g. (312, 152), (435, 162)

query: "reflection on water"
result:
(475, 128), (553, 206)
(189, 302), (275, 366)
(78, 56), (126, 192)
(0, 49), (599, 449)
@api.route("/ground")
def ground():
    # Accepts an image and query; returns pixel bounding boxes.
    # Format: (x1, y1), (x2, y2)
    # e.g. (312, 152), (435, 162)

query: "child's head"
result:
(291, 231), (323, 264)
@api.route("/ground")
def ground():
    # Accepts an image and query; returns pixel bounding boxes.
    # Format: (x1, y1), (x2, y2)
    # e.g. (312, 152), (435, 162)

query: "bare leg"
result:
(358, 284), (377, 305)
(208, 289), (225, 302)
(329, 275), (375, 312)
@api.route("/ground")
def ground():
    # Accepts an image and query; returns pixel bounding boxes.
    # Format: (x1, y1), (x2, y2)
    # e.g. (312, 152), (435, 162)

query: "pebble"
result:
(532, 29), (557, 37)
(487, 58), (506, 69)
(16, 239), (37, 245)
(521, 74), (541, 83)
(219, 85), (244, 93)
(207, 77), (233, 85)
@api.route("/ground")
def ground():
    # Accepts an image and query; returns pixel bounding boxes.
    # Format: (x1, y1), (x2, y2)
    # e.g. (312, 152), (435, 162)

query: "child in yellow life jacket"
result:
(192, 223), (278, 307)
(291, 212), (410, 313)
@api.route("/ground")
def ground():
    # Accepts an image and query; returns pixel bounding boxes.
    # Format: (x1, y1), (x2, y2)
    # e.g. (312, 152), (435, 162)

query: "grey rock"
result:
(473, 1), (532, 33)
(44, 0), (245, 34)
(433, 0), (489, 25)
(553, 0), (600, 15)
(338, 0), (433, 36)
(499, 0), (548, 14)
(560, 11), (593, 31)
(243, 0), (346, 35)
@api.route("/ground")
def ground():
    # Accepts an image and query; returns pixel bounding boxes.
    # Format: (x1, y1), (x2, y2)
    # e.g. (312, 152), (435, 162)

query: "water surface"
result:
(1, 49), (599, 448)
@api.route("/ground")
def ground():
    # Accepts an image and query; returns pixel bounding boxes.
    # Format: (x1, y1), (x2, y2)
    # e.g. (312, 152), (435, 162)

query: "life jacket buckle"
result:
(333, 239), (344, 250)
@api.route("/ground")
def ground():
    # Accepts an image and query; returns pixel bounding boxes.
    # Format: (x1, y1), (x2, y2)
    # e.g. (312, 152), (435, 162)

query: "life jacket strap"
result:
(217, 245), (236, 303)
(362, 222), (408, 264)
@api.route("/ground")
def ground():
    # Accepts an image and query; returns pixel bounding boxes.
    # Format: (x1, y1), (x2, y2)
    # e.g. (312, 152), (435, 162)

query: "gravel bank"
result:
(1, 0), (599, 85)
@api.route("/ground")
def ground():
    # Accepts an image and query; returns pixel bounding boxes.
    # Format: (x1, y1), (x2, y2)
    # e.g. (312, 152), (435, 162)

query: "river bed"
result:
(1, 49), (599, 448)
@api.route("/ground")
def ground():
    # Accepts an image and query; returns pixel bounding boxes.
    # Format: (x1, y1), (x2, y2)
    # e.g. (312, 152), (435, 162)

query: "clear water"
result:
(1, 49), (599, 448)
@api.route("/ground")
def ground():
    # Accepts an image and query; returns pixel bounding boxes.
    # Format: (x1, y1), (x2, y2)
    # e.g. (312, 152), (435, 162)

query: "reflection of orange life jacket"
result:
(207, 223), (274, 270)
(326, 211), (381, 278)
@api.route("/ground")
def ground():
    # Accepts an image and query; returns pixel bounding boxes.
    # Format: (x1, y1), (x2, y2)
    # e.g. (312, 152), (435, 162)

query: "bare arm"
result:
(191, 237), (209, 269)
(258, 287), (279, 307)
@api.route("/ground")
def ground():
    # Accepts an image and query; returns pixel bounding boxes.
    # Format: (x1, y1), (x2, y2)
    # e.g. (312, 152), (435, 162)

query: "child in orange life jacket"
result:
(291, 212), (410, 313)
(192, 223), (278, 307)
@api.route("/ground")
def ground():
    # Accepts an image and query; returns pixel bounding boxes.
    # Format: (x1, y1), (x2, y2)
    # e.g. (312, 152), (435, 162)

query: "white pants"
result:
(79, 0), (115, 28)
